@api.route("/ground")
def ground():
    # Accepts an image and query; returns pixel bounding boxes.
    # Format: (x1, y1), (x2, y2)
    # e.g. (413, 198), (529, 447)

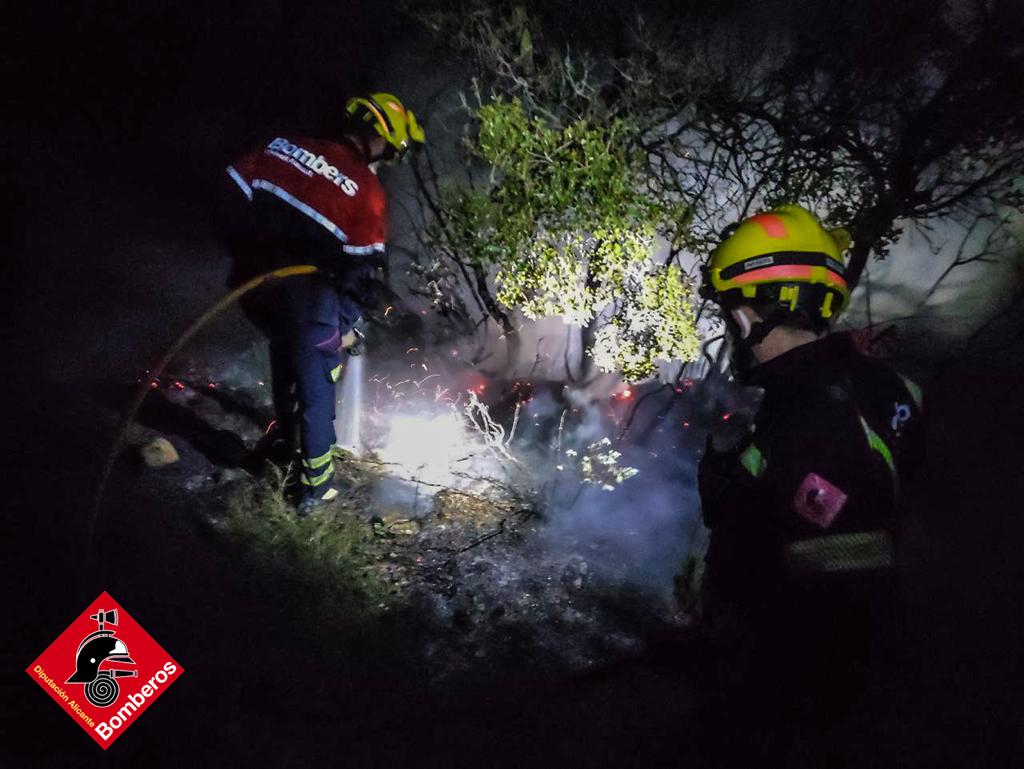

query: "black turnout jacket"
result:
(698, 332), (925, 614)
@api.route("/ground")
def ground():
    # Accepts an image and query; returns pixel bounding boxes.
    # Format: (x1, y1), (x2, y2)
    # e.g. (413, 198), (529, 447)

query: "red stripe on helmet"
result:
(732, 265), (849, 290)
(749, 213), (788, 238)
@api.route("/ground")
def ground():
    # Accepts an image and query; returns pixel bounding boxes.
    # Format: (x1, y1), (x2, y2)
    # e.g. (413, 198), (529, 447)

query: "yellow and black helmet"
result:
(345, 92), (425, 157)
(700, 204), (852, 322)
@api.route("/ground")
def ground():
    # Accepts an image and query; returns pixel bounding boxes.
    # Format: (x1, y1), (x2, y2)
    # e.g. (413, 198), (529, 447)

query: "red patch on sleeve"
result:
(793, 472), (848, 529)
(749, 213), (788, 238)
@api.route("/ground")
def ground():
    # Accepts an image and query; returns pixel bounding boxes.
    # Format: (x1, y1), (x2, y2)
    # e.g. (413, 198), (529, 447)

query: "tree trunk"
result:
(847, 201), (899, 291)
(845, 238), (872, 292)
(471, 263), (520, 369)
(574, 319), (600, 384)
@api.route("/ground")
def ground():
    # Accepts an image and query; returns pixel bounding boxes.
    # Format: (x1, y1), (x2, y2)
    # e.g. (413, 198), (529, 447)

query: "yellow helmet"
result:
(345, 92), (425, 157)
(700, 204), (852, 321)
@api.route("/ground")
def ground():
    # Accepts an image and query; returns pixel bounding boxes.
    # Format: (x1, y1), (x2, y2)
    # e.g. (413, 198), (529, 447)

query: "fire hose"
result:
(87, 264), (319, 545)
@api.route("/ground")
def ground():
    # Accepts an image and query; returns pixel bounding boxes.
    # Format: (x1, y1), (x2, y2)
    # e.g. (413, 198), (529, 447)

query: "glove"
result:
(341, 319), (366, 356)
(347, 328), (366, 357)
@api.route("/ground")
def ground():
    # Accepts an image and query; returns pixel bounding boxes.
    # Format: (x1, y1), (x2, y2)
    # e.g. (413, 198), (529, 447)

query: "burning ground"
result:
(118, 347), (711, 690)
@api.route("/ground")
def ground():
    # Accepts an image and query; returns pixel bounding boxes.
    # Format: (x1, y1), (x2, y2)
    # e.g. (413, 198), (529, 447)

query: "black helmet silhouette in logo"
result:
(65, 608), (138, 707)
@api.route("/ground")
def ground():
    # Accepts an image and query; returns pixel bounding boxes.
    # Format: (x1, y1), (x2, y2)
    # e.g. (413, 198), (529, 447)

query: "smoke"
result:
(326, 315), (776, 599)
(526, 384), (701, 594)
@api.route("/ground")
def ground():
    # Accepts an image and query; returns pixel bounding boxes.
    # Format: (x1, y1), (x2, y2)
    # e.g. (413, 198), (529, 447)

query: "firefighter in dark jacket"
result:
(226, 93), (424, 514)
(696, 205), (925, 761)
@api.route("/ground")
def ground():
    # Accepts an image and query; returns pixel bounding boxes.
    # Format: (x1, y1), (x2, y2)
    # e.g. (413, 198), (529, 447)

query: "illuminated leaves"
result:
(566, 438), (639, 491)
(430, 98), (700, 380)
(591, 263), (701, 381)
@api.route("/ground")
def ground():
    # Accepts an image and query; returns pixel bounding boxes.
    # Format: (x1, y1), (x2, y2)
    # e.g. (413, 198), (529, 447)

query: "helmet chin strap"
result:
(730, 307), (785, 349)
(725, 307), (788, 375)
(745, 312), (785, 348)
(731, 307), (753, 339)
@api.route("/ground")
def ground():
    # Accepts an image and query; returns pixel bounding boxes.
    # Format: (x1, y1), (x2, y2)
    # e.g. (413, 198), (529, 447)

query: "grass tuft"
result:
(221, 465), (398, 632)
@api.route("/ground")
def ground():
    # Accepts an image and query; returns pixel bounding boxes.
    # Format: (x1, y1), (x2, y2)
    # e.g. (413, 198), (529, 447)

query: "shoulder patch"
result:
(793, 472), (848, 529)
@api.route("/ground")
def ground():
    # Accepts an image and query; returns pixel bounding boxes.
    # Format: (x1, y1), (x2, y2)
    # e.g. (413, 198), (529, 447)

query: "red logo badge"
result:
(25, 591), (184, 749)
(793, 472), (848, 529)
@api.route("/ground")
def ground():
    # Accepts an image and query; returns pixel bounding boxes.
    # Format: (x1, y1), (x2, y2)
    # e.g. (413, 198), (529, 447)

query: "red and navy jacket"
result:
(227, 136), (387, 256)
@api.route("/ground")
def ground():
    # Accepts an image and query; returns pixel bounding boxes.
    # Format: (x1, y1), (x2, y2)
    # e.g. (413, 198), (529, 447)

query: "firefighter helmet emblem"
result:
(65, 608), (138, 708)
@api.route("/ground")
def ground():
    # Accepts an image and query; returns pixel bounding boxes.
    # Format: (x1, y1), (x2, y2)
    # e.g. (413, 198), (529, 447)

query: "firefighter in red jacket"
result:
(696, 205), (925, 761)
(226, 93), (424, 514)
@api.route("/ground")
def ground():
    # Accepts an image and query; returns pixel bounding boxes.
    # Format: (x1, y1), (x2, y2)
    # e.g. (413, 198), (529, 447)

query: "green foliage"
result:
(591, 262), (700, 381)
(222, 474), (396, 624)
(432, 98), (699, 380)
(415, 0), (1024, 340)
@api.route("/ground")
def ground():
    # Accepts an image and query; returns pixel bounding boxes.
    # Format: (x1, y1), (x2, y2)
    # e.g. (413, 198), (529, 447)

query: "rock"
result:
(140, 437), (179, 467)
(387, 520), (420, 537)
(211, 467), (249, 485)
(371, 513), (421, 538)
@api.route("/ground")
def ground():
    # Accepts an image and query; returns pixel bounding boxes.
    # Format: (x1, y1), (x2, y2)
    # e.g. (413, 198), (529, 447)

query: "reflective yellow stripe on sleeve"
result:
(859, 416), (896, 477)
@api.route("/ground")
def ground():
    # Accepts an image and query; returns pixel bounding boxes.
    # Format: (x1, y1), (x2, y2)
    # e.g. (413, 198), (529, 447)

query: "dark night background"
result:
(4, 1), (1024, 766)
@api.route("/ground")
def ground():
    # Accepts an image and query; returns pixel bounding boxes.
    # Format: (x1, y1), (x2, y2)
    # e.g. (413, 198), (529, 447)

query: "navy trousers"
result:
(282, 274), (363, 490)
(292, 318), (344, 489)
(230, 191), (366, 490)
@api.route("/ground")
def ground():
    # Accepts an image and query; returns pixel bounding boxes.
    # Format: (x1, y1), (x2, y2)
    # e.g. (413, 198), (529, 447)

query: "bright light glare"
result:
(377, 411), (470, 487)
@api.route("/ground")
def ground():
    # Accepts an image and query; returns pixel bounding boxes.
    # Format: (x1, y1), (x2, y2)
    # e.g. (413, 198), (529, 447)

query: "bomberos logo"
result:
(266, 137), (360, 196)
(26, 591), (184, 749)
